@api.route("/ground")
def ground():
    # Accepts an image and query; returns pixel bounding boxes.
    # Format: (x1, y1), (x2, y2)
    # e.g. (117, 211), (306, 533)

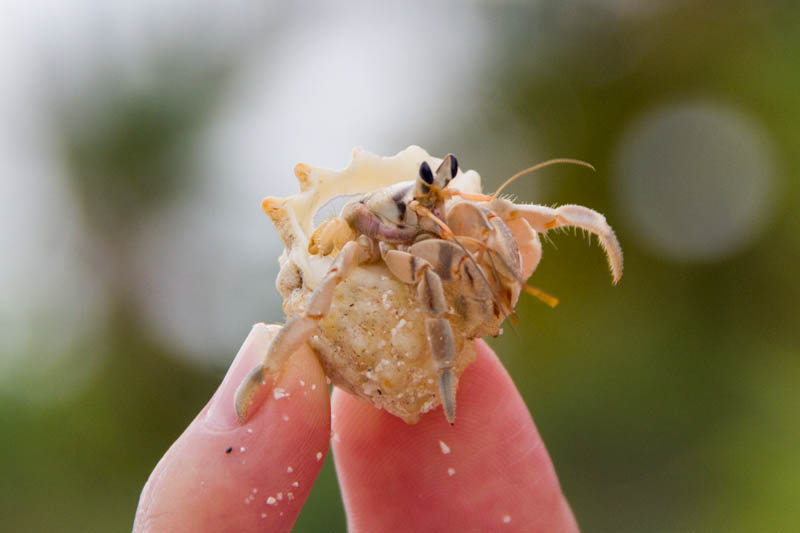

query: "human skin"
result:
(134, 324), (579, 532)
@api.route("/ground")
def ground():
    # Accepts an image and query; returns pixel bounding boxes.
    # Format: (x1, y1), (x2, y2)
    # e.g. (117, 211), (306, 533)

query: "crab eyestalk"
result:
(414, 154), (458, 208)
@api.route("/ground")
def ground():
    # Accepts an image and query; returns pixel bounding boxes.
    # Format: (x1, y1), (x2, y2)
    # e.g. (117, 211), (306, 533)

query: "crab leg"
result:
(234, 238), (372, 422)
(427, 317), (457, 424)
(483, 210), (523, 282)
(492, 200), (623, 284)
(383, 245), (459, 424)
(503, 217), (541, 280)
(445, 201), (492, 241)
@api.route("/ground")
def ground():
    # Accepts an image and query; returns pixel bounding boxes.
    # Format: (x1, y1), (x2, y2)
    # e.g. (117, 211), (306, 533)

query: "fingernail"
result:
(204, 323), (280, 431)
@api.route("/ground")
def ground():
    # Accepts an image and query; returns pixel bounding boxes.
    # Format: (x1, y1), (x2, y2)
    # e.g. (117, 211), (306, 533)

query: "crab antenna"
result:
(490, 158), (596, 200)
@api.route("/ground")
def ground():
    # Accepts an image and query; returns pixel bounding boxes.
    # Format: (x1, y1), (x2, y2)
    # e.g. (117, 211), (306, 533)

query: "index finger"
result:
(331, 339), (579, 532)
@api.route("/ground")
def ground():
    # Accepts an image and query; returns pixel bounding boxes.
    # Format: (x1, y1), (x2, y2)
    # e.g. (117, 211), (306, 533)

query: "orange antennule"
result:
(522, 284), (560, 308)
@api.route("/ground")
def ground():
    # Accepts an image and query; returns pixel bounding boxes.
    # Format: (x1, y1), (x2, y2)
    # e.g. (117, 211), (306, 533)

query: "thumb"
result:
(135, 324), (331, 532)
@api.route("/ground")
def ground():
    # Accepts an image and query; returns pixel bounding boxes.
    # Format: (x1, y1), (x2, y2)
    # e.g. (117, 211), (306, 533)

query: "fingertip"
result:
(136, 331), (331, 532)
(332, 339), (578, 532)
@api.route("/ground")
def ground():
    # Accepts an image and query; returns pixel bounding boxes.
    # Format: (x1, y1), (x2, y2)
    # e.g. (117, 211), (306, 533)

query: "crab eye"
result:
(419, 161), (434, 185)
(436, 154), (458, 186)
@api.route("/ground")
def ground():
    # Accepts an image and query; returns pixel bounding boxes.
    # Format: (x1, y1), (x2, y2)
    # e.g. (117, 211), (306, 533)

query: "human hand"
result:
(134, 324), (578, 532)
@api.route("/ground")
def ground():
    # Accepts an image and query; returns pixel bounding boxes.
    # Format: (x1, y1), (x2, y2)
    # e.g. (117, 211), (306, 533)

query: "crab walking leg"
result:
(234, 238), (371, 422)
(426, 317), (457, 424)
(482, 211), (523, 282)
(493, 200), (624, 284)
(445, 201), (492, 241)
(504, 217), (542, 281)
(419, 267), (459, 424)
(383, 246), (459, 424)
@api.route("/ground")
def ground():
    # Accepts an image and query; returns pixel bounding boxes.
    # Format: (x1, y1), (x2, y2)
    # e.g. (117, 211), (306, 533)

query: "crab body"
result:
(235, 146), (622, 424)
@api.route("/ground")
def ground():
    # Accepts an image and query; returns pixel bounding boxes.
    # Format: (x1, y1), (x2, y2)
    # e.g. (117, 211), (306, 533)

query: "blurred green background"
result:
(1, 1), (798, 531)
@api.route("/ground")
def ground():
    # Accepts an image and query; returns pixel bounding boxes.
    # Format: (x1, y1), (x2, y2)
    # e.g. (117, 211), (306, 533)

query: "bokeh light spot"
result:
(613, 101), (777, 261)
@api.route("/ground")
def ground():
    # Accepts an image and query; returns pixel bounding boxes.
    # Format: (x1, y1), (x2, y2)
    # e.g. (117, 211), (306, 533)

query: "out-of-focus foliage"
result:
(1, 1), (798, 531)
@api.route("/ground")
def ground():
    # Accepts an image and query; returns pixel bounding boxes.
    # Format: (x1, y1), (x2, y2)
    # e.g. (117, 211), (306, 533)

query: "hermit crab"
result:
(235, 146), (622, 425)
